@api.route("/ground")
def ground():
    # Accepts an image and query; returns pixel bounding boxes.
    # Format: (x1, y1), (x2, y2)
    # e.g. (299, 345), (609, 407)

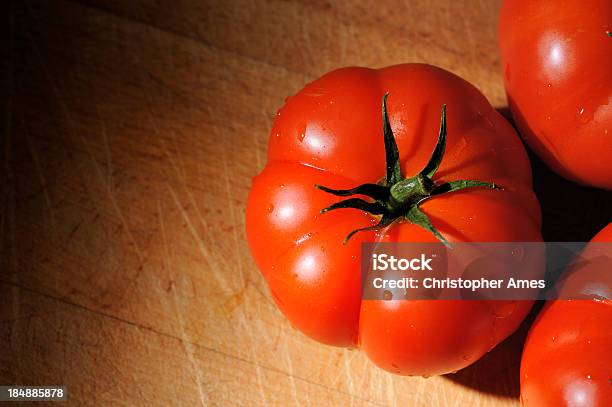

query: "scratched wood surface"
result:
(0, 0), (529, 405)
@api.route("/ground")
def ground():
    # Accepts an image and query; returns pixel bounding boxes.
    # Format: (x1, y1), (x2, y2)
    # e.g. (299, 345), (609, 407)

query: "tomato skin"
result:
(499, 0), (612, 189)
(520, 224), (612, 406)
(247, 64), (542, 374)
(521, 300), (612, 407)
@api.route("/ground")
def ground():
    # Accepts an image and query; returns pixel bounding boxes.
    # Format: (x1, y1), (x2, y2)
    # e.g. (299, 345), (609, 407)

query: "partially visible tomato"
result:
(520, 224), (612, 406)
(499, 0), (612, 189)
(247, 64), (542, 375)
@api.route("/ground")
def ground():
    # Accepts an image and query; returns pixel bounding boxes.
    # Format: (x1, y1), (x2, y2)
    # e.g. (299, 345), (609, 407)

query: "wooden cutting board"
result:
(1, 0), (535, 405)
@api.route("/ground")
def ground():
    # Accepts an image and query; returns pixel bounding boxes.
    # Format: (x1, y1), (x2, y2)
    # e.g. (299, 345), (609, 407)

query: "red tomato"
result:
(520, 224), (612, 406)
(247, 64), (542, 375)
(499, 0), (612, 189)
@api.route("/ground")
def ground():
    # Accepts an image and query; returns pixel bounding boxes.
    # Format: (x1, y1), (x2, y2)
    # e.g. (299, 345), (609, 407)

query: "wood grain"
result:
(1, 0), (528, 405)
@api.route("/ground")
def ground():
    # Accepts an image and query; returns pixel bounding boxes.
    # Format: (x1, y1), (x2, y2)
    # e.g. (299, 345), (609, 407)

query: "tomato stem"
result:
(316, 94), (500, 246)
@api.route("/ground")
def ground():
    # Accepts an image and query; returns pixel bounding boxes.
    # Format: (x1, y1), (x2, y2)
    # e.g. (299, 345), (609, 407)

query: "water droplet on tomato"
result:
(577, 106), (593, 124)
(510, 245), (524, 262)
(298, 133), (305, 142)
(267, 204), (274, 214)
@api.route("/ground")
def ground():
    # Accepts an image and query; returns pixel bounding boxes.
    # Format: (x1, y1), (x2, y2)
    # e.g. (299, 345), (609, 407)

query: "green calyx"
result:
(315, 93), (500, 246)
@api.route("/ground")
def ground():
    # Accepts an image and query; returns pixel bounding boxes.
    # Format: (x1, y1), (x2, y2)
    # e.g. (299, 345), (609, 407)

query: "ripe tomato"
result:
(520, 224), (612, 406)
(499, 0), (612, 189)
(247, 64), (542, 376)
